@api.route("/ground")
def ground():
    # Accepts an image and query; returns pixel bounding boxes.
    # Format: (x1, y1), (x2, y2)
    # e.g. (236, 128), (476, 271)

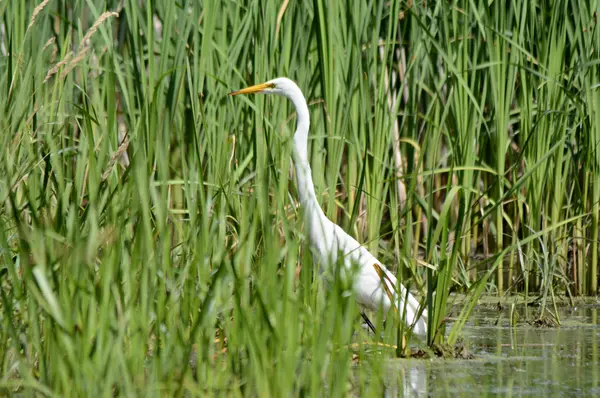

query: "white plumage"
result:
(230, 77), (427, 336)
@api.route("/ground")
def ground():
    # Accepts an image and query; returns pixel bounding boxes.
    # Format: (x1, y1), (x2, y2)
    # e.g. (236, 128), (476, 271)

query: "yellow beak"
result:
(228, 82), (275, 96)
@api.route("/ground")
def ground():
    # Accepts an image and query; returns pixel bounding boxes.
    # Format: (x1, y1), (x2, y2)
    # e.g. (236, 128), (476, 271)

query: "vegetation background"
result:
(0, 0), (598, 395)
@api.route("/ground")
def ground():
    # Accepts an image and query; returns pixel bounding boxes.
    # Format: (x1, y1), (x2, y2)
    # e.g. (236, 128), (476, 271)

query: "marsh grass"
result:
(0, 0), (599, 395)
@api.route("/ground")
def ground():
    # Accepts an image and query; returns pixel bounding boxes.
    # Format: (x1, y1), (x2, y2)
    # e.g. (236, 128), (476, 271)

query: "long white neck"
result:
(281, 85), (329, 238)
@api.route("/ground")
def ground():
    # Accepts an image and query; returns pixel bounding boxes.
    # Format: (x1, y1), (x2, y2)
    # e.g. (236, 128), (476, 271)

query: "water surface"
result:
(389, 305), (600, 397)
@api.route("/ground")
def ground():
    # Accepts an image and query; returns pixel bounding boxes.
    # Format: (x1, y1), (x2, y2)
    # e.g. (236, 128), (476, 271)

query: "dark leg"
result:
(361, 312), (376, 334)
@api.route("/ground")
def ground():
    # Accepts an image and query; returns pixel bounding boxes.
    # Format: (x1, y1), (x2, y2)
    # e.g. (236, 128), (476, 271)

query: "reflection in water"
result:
(388, 306), (600, 397)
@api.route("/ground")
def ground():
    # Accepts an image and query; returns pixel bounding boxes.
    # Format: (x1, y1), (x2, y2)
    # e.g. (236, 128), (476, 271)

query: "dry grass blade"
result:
(26, 0), (50, 34)
(372, 263), (399, 314)
(101, 135), (130, 182)
(44, 11), (119, 82)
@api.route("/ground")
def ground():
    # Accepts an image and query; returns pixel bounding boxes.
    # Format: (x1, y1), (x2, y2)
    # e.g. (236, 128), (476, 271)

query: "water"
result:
(388, 305), (600, 397)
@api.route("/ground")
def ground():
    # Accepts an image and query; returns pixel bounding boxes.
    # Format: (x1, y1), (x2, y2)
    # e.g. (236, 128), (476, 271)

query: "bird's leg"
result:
(360, 312), (377, 334)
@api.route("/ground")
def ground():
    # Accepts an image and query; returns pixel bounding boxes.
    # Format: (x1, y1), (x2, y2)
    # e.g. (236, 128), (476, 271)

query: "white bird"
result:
(229, 77), (427, 337)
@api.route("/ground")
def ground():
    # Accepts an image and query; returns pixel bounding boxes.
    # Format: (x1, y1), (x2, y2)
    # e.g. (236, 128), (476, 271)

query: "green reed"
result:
(0, 0), (598, 395)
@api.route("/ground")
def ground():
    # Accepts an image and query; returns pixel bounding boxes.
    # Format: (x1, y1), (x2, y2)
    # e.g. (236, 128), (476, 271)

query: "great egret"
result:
(229, 77), (427, 337)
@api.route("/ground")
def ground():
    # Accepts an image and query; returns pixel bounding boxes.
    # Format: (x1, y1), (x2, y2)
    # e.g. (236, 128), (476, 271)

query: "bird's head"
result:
(229, 77), (310, 144)
(228, 77), (300, 99)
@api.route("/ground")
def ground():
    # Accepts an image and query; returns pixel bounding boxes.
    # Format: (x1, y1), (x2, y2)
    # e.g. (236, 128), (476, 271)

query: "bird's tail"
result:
(372, 263), (428, 337)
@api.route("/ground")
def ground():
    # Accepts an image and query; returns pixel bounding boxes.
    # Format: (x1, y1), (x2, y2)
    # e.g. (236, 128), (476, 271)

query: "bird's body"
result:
(230, 77), (427, 337)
